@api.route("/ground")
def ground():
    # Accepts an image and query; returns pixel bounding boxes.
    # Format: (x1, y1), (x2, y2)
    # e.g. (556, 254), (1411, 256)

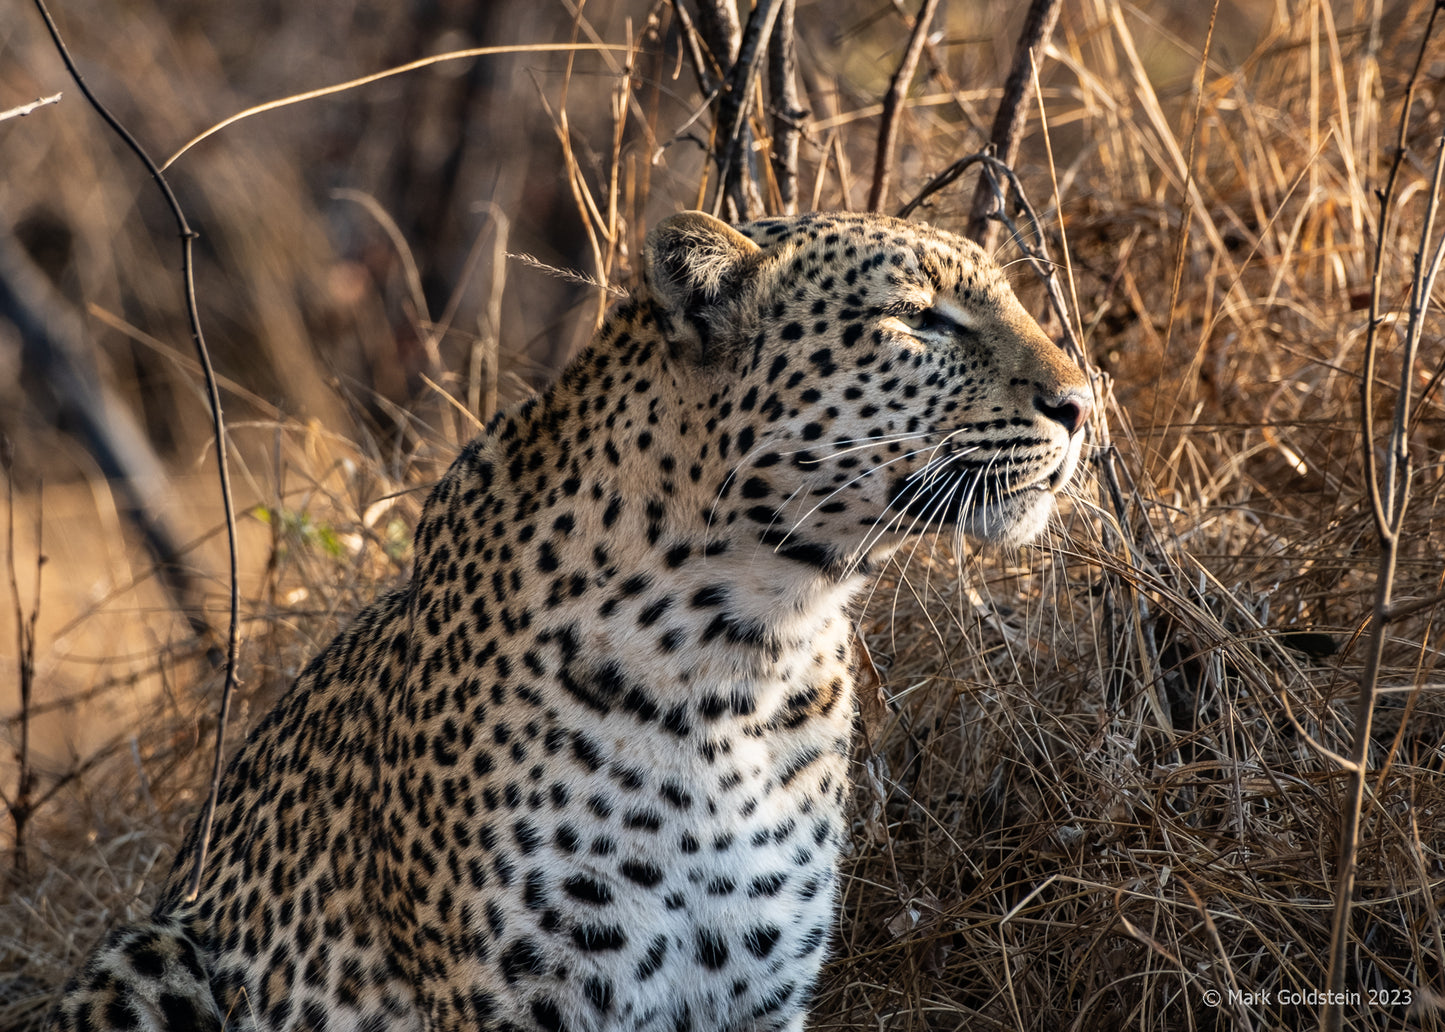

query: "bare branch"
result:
(31, 0), (242, 905)
(964, 0), (1061, 246)
(710, 0), (781, 221)
(1323, 6), (1445, 1029)
(162, 44), (628, 171)
(867, 0), (939, 213)
(767, 0), (804, 215)
(3, 445), (39, 874)
(690, 0), (741, 71)
(0, 92), (61, 122)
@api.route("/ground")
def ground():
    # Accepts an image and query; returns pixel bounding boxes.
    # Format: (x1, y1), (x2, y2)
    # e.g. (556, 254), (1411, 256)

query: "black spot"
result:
(126, 938), (166, 979)
(636, 934), (668, 979)
(105, 998), (141, 1030)
(499, 938), (545, 983)
(780, 747), (823, 786)
(523, 869), (550, 910)
(564, 875), (614, 905)
(620, 859), (664, 887)
(513, 818), (541, 853)
(743, 925), (782, 958)
(573, 924), (628, 951)
(620, 573), (651, 596)
(160, 993), (215, 1032)
(691, 585), (727, 608)
(748, 872), (787, 897)
(752, 981), (797, 1018)
(796, 924), (827, 956)
(584, 975), (614, 1013)
(661, 703), (692, 737)
(531, 998), (564, 1032)
(694, 929), (730, 970)
(612, 765), (646, 790)
(624, 808), (662, 831)
(571, 733), (605, 772)
(638, 596), (672, 626)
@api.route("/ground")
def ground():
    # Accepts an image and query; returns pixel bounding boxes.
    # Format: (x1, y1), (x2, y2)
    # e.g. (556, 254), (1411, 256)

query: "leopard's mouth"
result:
(884, 453), (1074, 544)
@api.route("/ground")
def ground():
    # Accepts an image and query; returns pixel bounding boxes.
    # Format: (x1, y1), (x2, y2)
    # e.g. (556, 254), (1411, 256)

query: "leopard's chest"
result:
(450, 701), (853, 1029)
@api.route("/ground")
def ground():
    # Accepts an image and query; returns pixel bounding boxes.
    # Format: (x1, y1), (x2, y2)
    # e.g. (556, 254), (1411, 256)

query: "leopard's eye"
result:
(898, 307), (951, 335)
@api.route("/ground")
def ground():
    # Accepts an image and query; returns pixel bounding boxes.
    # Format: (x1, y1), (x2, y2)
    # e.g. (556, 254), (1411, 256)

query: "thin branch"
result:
(867, 0), (940, 213)
(767, 0), (804, 215)
(710, 0), (782, 221)
(471, 208), (509, 425)
(162, 43), (628, 171)
(896, 148), (989, 220)
(0, 92), (62, 122)
(3, 445), (40, 875)
(964, 0), (1061, 246)
(671, 1), (722, 94)
(690, 0), (742, 73)
(31, 0), (242, 904)
(1323, 8), (1445, 1028)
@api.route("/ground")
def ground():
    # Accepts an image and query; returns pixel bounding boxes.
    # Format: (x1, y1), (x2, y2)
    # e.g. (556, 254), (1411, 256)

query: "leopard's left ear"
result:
(642, 211), (760, 361)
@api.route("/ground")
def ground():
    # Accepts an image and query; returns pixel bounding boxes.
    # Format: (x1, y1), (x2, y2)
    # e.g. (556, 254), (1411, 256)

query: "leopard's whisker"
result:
(868, 467), (973, 618)
(774, 437), (973, 550)
(769, 448), (924, 554)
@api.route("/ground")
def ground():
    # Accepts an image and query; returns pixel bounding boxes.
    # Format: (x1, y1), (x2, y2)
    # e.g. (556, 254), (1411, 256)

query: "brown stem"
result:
(32, 0), (243, 904)
(710, 0), (781, 220)
(867, 0), (940, 213)
(964, 0), (1062, 246)
(767, 0), (804, 215)
(3, 447), (38, 876)
(691, 0), (741, 72)
(1323, 9), (1444, 1029)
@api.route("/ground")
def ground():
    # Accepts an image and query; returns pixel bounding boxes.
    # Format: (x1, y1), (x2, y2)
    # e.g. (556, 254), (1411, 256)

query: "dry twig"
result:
(964, 0), (1061, 247)
(709, 0), (782, 220)
(867, 0), (939, 213)
(1323, 7), (1445, 1027)
(2, 446), (40, 875)
(0, 93), (62, 122)
(31, 0), (241, 904)
(767, 0), (804, 215)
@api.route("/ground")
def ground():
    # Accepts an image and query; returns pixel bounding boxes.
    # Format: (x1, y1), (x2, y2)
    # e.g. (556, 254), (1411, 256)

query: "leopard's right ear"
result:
(641, 211), (760, 361)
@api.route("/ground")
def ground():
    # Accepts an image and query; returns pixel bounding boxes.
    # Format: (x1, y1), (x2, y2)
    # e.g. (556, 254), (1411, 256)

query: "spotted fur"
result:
(50, 211), (1091, 1032)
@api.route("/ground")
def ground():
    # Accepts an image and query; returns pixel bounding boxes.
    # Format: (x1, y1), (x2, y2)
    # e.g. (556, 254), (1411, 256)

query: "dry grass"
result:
(3, 0), (1444, 1029)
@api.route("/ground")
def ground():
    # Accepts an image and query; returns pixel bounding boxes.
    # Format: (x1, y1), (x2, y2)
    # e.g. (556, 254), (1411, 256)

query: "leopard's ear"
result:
(642, 211), (760, 361)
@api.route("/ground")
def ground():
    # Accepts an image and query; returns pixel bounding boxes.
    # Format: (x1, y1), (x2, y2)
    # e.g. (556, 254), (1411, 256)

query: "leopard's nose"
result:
(1034, 389), (1092, 436)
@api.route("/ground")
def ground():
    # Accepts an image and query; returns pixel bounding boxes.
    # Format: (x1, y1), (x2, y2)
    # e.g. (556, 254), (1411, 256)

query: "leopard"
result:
(49, 209), (1092, 1032)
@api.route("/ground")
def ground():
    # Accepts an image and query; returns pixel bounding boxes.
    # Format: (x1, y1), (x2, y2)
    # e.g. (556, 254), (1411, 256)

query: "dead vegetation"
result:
(2, 0), (1444, 1029)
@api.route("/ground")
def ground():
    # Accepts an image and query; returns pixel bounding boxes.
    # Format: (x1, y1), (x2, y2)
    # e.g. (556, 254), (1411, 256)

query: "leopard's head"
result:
(641, 210), (1092, 573)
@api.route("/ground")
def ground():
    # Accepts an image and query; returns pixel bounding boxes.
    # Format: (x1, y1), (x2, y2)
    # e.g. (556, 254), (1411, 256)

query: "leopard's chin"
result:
(962, 487), (1057, 546)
